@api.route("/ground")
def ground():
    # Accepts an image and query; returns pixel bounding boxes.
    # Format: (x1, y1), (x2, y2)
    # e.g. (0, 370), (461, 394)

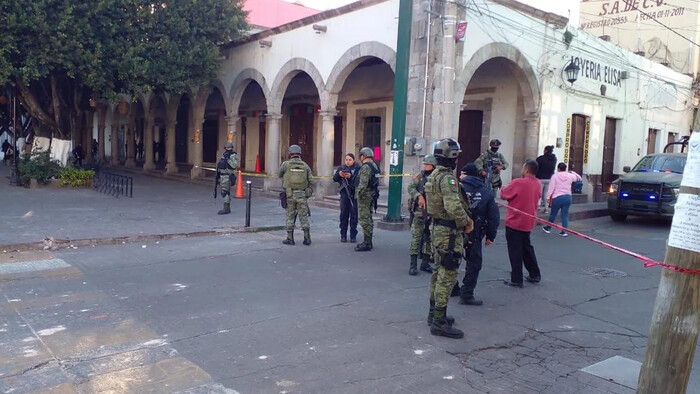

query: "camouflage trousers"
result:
(357, 194), (373, 241)
(286, 190), (310, 231)
(409, 216), (432, 257)
(429, 225), (461, 309)
(219, 173), (234, 204)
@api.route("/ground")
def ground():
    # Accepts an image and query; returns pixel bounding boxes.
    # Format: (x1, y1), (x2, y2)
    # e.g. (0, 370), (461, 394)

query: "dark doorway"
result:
(457, 110), (483, 171)
(602, 117), (617, 192)
(334, 116), (343, 166)
(569, 114), (587, 174)
(240, 118), (247, 170)
(203, 116), (218, 163)
(258, 119), (266, 171)
(289, 104), (315, 165)
(363, 116), (381, 163)
(176, 97), (190, 163)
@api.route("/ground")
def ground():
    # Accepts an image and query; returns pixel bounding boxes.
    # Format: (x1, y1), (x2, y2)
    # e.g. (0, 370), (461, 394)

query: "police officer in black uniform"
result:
(458, 163), (500, 306)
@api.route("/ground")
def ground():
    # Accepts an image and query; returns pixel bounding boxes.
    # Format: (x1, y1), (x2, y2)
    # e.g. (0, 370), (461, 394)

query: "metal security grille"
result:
(93, 172), (133, 198)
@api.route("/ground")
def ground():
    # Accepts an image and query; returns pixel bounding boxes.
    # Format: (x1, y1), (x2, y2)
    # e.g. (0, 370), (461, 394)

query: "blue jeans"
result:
(544, 194), (572, 230)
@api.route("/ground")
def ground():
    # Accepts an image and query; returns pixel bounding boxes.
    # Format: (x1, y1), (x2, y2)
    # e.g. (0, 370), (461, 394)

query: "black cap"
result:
(461, 163), (479, 176)
(545, 145), (554, 153)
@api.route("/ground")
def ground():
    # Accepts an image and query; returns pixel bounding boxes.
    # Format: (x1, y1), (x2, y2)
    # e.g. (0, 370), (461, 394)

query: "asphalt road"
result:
(2, 215), (697, 393)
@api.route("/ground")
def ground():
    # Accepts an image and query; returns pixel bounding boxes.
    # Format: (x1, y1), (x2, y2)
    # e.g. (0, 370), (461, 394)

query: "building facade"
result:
(90, 0), (694, 202)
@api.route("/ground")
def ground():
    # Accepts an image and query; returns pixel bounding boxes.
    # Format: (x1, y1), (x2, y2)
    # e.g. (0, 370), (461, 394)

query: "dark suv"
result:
(607, 151), (686, 221)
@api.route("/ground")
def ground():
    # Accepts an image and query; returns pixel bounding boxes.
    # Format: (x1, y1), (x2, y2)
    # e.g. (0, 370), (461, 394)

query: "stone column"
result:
(98, 110), (106, 162)
(265, 113), (282, 175)
(226, 115), (239, 145)
(524, 115), (540, 160)
(110, 121), (120, 165)
(165, 118), (177, 174)
(318, 110), (336, 177)
(143, 115), (155, 170)
(190, 111), (205, 178)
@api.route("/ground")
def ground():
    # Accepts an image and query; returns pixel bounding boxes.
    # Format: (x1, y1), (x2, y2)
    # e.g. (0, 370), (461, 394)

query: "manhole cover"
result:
(583, 267), (628, 277)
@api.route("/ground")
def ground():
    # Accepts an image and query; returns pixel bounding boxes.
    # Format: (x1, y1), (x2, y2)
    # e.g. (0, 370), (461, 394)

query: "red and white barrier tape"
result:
(497, 202), (700, 275)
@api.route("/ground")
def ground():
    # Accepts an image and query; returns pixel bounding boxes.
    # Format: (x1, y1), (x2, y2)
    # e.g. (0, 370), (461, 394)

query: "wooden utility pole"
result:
(638, 131), (700, 393)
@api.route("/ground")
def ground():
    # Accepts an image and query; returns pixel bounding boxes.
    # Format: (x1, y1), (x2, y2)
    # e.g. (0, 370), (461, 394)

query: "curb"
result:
(1, 225), (286, 253)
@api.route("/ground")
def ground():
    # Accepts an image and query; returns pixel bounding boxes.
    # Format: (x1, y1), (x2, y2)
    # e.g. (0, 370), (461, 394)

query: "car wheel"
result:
(610, 213), (627, 222)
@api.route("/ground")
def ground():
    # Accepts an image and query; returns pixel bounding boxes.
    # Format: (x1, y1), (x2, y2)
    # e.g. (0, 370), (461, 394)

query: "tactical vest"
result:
(425, 170), (469, 220)
(354, 162), (380, 190)
(284, 160), (309, 190)
(217, 151), (234, 171)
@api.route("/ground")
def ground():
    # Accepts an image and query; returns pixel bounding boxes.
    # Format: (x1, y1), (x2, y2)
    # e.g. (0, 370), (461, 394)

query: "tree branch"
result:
(15, 79), (62, 137)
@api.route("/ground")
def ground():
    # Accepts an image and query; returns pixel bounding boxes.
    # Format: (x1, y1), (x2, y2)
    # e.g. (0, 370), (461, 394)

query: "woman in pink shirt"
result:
(542, 163), (582, 236)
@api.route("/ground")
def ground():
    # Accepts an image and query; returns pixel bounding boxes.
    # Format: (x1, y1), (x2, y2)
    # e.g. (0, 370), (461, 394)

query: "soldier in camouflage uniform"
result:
(424, 138), (474, 339)
(407, 154), (437, 275)
(278, 145), (314, 246)
(475, 139), (509, 194)
(216, 142), (239, 215)
(354, 147), (380, 252)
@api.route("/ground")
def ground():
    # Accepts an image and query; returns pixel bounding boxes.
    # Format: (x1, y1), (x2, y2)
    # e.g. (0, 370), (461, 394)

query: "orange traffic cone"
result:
(235, 170), (245, 199)
(254, 154), (262, 173)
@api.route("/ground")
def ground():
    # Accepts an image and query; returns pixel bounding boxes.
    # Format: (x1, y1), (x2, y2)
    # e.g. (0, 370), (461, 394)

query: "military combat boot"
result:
(282, 231), (295, 245)
(430, 308), (464, 339)
(420, 257), (433, 273)
(409, 255), (418, 276)
(303, 230), (311, 245)
(427, 300), (455, 326)
(354, 239), (373, 252)
(217, 202), (231, 215)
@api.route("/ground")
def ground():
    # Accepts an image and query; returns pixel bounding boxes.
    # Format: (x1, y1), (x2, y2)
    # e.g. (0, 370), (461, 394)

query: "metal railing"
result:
(93, 172), (133, 198)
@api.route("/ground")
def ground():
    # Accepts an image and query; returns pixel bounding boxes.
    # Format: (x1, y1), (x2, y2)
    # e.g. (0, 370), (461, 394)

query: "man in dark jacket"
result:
(457, 163), (500, 306)
(536, 145), (557, 213)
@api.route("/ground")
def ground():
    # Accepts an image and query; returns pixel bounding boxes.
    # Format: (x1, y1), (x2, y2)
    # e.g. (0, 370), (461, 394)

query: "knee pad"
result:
(221, 189), (229, 198)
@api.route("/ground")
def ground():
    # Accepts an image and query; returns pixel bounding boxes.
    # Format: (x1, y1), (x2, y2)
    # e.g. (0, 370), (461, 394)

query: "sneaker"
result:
(559, 231), (568, 237)
(542, 227), (551, 234)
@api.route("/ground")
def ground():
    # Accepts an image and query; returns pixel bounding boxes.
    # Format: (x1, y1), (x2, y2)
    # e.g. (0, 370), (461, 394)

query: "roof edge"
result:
(222, 0), (391, 50)
(490, 0), (569, 28)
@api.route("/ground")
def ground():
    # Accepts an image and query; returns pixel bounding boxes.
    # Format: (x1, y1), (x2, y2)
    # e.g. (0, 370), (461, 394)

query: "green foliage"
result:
(0, 0), (248, 136)
(59, 166), (95, 187)
(18, 150), (62, 185)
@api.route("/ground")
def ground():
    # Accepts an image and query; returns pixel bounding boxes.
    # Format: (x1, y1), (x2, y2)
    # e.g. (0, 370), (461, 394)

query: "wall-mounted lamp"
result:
(312, 24), (327, 34)
(564, 61), (580, 85)
(259, 40), (272, 48)
(600, 84), (607, 96)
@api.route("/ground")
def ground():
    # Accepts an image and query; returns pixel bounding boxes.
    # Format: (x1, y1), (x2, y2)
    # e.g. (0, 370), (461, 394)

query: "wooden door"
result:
(240, 117), (247, 170)
(602, 117), (617, 191)
(647, 129), (658, 154)
(569, 114), (586, 174)
(289, 104), (315, 165)
(457, 110), (483, 172)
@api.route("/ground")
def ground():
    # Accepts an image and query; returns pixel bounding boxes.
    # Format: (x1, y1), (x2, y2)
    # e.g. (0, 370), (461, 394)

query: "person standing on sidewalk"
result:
(535, 145), (557, 214)
(425, 138), (473, 339)
(279, 145), (314, 246)
(500, 160), (542, 288)
(354, 147), (380, 252)
(216, 142), (238, 215)
(458, 163), (500, 306)
(407, 154), (437, 275)
(542, 162), (582, 237)
(333, 153), (360, 243)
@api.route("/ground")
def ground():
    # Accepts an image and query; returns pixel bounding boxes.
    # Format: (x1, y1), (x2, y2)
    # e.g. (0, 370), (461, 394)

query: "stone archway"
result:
(454, 43), (542, 183)
(268, 58), (325, 115)
(325, 41), (397, 110)
(230, 68), (270, 116)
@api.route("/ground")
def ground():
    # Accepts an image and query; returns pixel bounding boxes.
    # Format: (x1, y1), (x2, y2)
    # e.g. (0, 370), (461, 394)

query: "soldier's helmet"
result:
(489, 139), (502, 147)
(289, 145), (302, 155)
(433, 138), (461, 159)
(224, 142), (234, 150)
(359, 147), (374, 158)
(422, 154), (437, 166)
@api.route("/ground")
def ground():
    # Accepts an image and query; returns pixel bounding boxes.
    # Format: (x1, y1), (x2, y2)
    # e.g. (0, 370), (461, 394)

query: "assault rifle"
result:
(418, 216), (431, 259)
(372, 189), (379, 213)
(214, 172), (220, 199)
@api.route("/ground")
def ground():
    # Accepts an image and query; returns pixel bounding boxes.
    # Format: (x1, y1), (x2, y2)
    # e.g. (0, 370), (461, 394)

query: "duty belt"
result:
(433, 218), (457, 229)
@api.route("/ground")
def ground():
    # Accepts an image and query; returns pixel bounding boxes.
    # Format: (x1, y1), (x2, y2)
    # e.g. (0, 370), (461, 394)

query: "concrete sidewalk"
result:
(0, 166), (339, 249)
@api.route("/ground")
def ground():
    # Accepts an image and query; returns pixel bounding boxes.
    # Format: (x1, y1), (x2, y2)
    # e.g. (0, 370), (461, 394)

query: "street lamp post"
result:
(9, 90), (19, 186)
